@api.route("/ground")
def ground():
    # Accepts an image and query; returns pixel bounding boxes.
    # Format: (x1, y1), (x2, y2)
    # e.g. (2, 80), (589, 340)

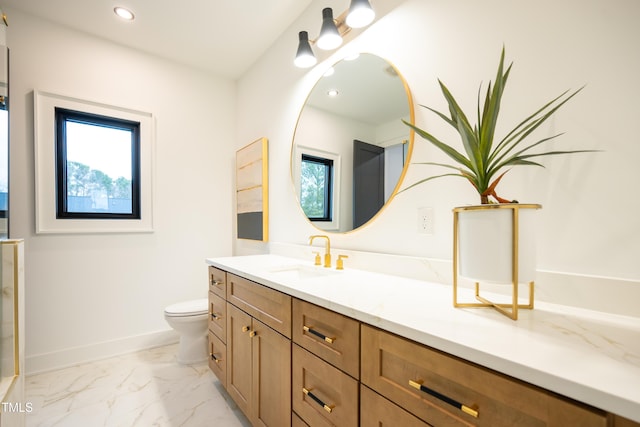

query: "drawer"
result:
(208, 331), (227, 387)
(292, 344), (358, 427)
(612, 416), (640, 427)
(361, 325), (607, 427)
(293, 298), (360, 378)
(360, 384), (431, 427)
(209, 266), (227, 298)
(292, 412), (309, 427)
(208, 291), (226, 342)
(227, 273), (292, 338)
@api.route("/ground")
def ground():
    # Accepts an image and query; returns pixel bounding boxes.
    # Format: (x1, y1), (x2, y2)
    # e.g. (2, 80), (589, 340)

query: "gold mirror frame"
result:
(290, 53), (415, 233)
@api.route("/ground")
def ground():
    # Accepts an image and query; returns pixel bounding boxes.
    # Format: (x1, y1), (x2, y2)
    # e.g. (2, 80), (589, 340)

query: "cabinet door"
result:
(227, 303), (253, 416)
(252, 318), (291, 427)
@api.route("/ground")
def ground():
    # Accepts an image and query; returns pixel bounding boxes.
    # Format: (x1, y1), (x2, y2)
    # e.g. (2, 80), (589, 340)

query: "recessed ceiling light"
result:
(114, 7), (135, 21)
(327, 89), (339, 97)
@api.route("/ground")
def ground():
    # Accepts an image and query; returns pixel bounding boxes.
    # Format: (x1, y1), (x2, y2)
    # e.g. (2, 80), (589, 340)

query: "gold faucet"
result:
(309, 235), (331, 268)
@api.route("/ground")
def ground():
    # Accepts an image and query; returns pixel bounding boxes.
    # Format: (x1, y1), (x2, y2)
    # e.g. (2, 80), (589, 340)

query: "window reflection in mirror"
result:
(300, 154), (333, 222)
(291, 53), (414, 233)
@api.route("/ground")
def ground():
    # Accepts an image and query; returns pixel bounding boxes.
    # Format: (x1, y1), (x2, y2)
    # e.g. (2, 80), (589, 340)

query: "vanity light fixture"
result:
(294, 31), (317, 68)
(294, 1), (376, 68)
(345, 0), (375, 28)
(114, 6), (135, 21)
(317, 8), (343, 50)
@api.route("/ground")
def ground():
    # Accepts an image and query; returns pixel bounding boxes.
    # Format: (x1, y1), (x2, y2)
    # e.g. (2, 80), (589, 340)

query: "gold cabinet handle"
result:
(249, 330), (257, 338)
(211, 279), (223, 287)
(242, 326), (250, 332)
(210, 312), (222, 321)
(409, 380), (479, 418)
(302, 387), (334, 413)
(303, 325), (335, 344)
(210, 353), (222, 364)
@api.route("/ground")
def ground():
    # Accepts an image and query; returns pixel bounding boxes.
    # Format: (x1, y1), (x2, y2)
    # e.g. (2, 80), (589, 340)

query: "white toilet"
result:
(164, 298), (209, 364)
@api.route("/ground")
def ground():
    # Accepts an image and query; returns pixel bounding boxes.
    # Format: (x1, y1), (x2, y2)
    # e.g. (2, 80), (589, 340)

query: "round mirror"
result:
(291, 53), (414, 233)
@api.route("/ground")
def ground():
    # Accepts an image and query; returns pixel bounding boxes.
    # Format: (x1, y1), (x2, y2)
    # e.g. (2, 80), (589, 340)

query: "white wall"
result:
(236, 0), (640, 288)
(7, 0), (640, 372)
(7, 9), (235, 373)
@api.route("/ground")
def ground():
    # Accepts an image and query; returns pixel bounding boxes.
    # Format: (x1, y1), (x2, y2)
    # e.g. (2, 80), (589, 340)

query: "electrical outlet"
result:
(418, 207), (434, 235)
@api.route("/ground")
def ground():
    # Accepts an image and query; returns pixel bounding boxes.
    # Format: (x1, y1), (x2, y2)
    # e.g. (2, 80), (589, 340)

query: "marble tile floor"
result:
(25, 344), (252, 427)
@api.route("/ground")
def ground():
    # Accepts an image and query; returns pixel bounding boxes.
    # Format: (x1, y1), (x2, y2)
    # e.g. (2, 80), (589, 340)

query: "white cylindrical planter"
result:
(454, 204), (541, 284)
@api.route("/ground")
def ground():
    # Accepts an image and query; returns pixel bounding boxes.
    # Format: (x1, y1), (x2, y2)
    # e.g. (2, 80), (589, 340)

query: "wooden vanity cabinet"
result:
(292, 299), (360, 426)
(209, 266), (227, 298)
(208, 265), (638, 427)
(611, 416), (640, 427)
(360, 384), (431, 427)
(208, 330), (226, 386)
(226, 276), (292, 427)
(207, 266), (228, 387)
(292, 299), (360, 379)
(361, 324), (607, 427)
(292, 412), (310, 427)
(208, 291), (226, 342)
(292, 344), (359, 427)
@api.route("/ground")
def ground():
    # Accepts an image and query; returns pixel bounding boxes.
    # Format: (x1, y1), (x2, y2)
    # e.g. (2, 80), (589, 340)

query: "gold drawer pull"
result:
(210, 312), (223, 321)
(409, 380), (479, 418)
(302, 387), (334, 413)
(211, 279), (224, 287)
(242, 326), (250, 332)
(210, 353), (222, 364)
(303, 325), (335, 344)
(249, 330), (257, 338)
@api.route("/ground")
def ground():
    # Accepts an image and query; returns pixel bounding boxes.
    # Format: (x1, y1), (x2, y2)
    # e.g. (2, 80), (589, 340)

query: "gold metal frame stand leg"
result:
(452, 205), (536, 320)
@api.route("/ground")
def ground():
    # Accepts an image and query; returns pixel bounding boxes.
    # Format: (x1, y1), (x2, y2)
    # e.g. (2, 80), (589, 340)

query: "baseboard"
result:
(26, 329), (179, 375)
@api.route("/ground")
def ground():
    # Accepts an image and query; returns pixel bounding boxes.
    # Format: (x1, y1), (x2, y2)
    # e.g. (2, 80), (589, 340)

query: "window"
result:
(300, 154), (333, 221)
(55, 108), (141, 219)
(34, 91), (154, 234)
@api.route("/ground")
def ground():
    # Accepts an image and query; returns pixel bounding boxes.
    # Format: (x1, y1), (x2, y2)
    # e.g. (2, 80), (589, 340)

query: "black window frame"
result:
(55, 107), (141, 220)
(301, 154), (333, 222)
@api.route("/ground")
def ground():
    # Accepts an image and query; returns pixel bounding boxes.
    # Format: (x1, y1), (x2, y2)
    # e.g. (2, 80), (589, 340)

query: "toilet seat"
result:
(164, 298), (208, 317)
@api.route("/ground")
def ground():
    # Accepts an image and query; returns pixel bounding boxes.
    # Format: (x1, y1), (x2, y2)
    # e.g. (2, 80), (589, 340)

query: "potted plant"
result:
(401, 48), (596, 317)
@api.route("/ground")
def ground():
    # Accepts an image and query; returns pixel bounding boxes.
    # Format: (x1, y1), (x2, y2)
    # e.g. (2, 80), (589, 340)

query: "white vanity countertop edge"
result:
(206, 254), (640, 422)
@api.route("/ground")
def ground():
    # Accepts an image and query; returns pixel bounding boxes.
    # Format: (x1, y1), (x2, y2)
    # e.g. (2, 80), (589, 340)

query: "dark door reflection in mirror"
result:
(291, 53), (413, 233)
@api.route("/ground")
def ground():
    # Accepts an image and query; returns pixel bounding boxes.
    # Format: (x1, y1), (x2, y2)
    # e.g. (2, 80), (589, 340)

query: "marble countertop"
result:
(206, 254), (640, 422)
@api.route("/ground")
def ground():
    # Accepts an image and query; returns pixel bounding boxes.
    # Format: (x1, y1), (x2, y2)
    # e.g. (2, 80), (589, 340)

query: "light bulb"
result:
(294, 31), (317, 68)
(345, 0), (375, 28)
(114, 7), (135, 21)
(316, 8), (342, 50)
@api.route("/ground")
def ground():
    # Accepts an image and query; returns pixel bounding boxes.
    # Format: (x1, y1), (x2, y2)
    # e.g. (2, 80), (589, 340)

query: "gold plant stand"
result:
(452, 204), (540, 320)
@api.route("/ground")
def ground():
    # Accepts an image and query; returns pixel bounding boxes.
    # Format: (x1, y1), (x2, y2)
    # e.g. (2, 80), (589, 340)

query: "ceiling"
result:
(307, 53), (409, 125)
(1, 0), (313, 79)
